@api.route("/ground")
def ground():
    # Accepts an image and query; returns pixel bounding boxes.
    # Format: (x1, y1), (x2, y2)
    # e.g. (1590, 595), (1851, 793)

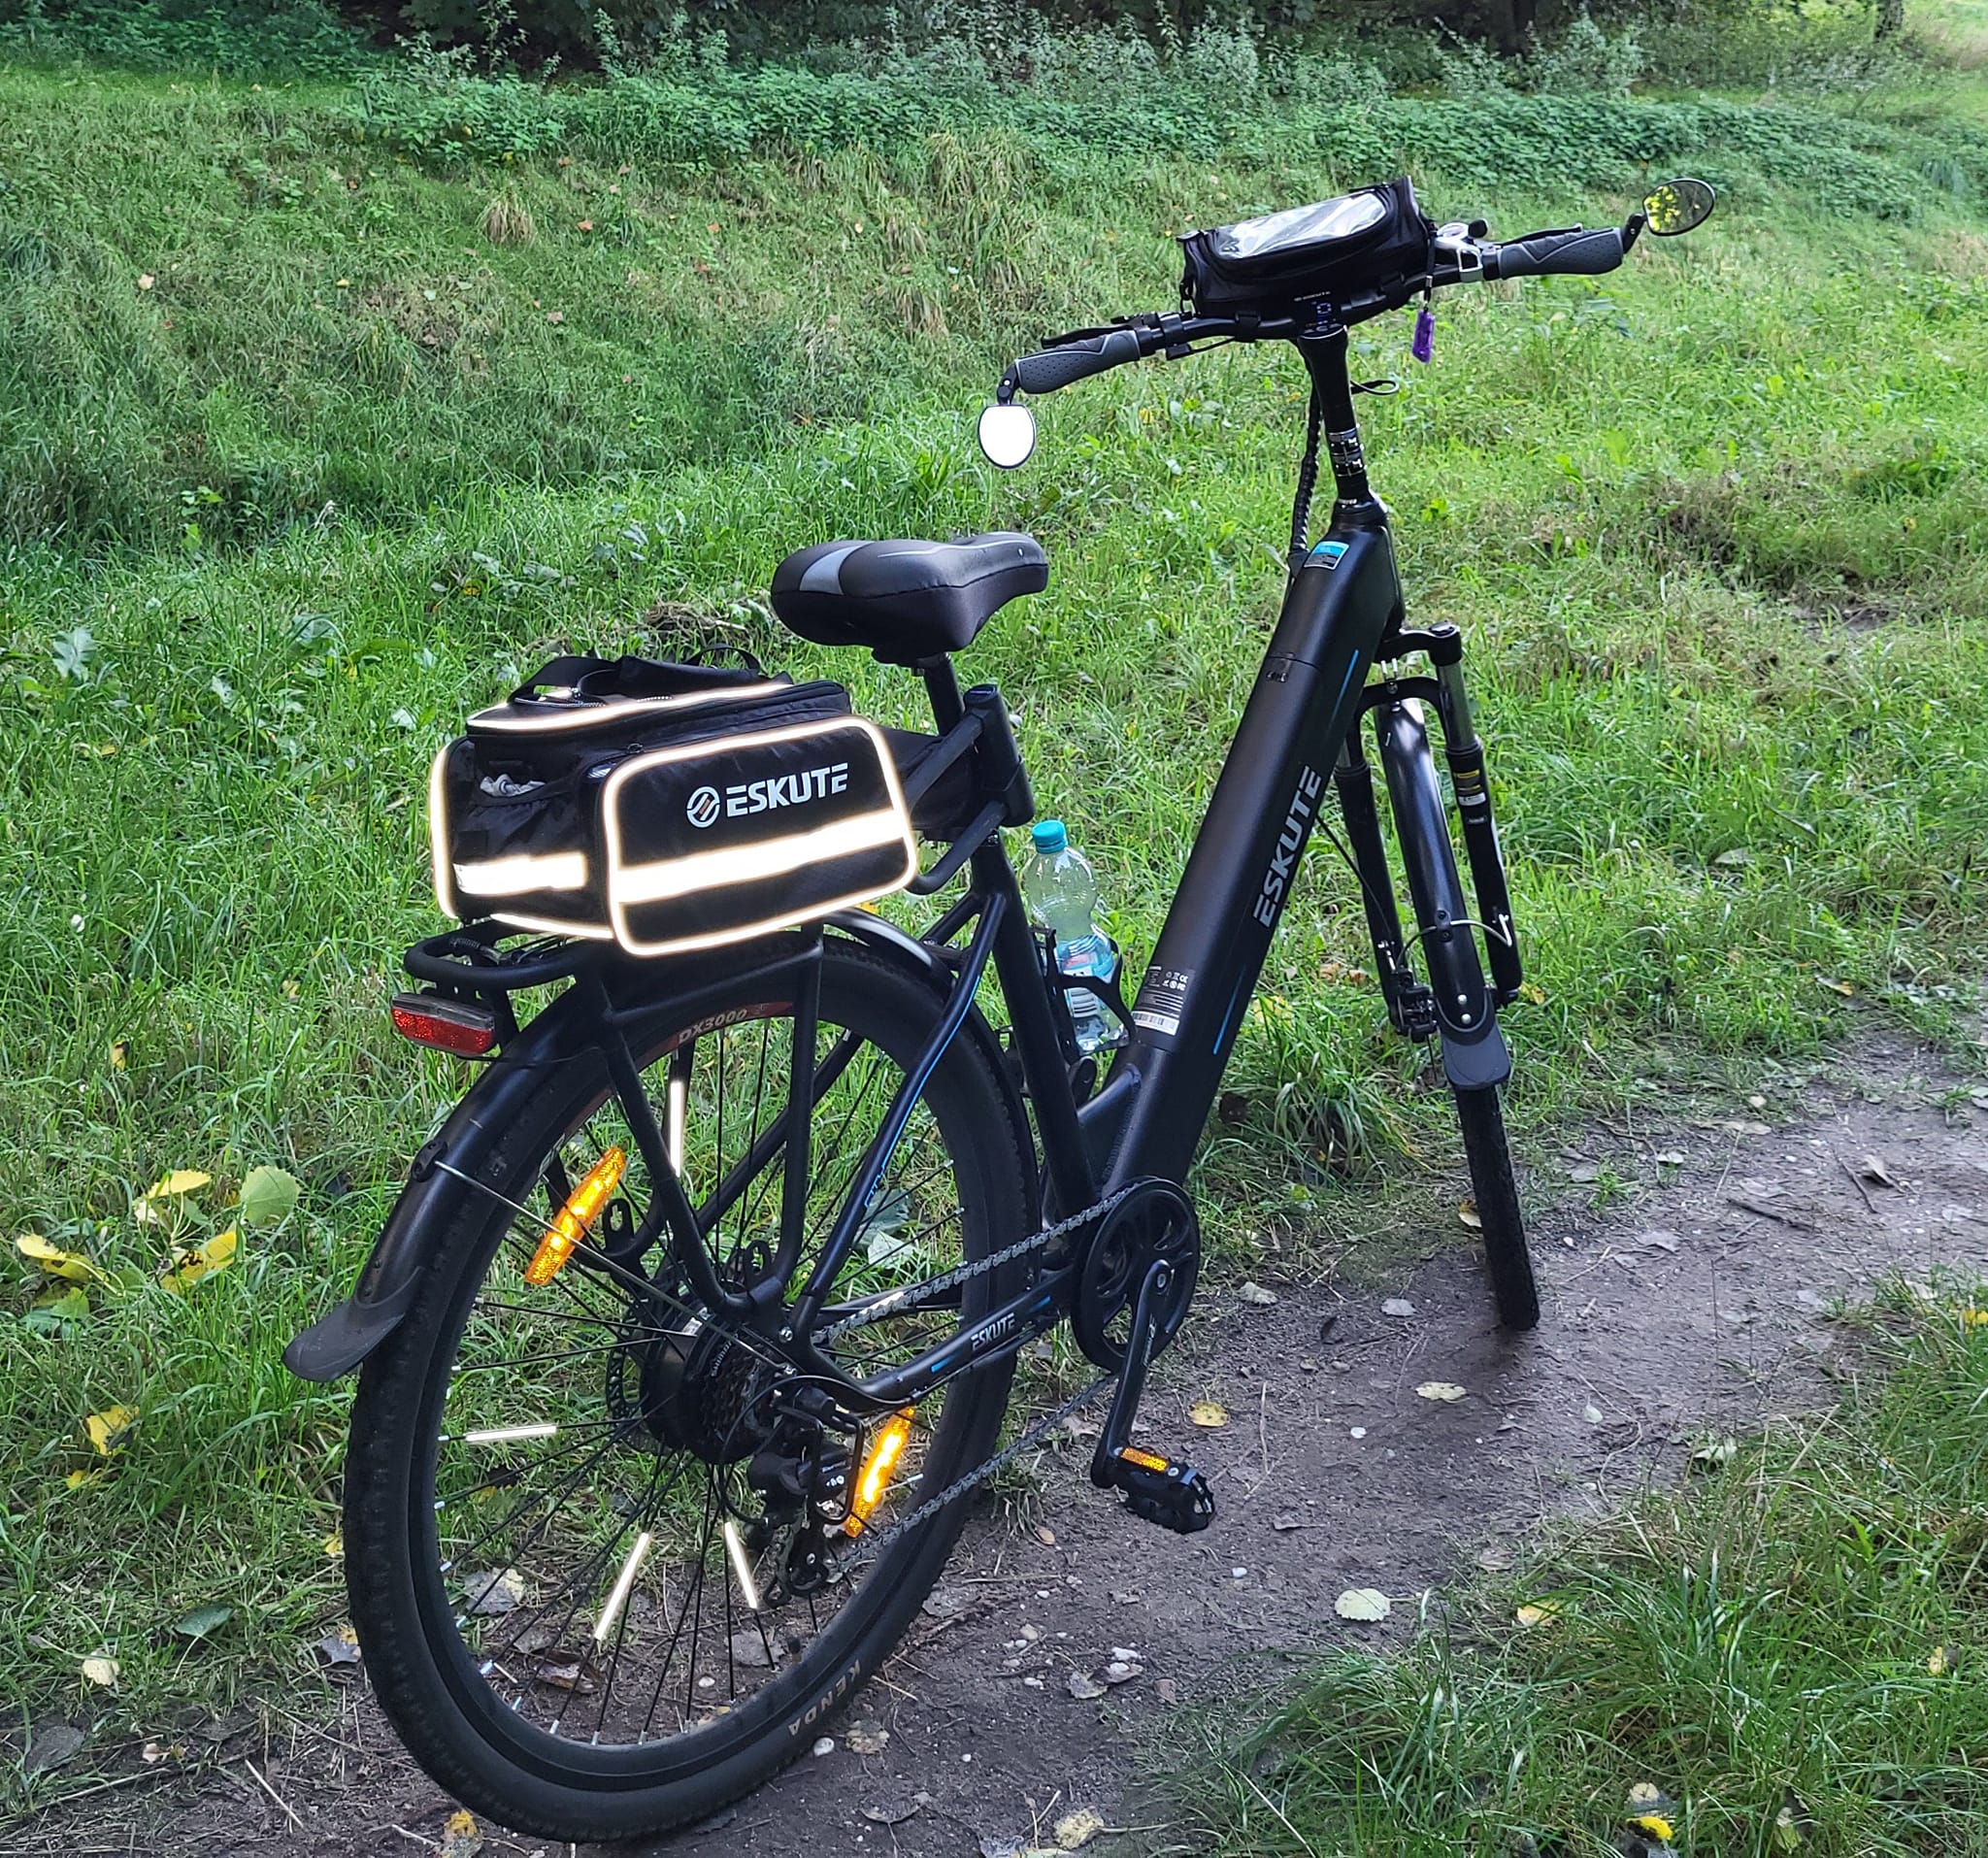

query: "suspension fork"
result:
(1331, 735), (1423, 1037)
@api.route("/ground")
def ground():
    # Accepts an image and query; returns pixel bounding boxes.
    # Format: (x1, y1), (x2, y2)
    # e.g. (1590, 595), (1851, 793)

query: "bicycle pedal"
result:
(1094, 1444), (1215, 1535)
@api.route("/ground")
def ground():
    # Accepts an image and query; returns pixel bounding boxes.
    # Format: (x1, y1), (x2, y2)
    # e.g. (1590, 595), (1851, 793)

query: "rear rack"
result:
(402, 925), (602, 995)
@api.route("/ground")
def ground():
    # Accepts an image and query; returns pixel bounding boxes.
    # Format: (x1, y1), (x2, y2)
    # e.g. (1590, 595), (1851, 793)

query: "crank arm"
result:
(1090, 1258), (1214, 1534)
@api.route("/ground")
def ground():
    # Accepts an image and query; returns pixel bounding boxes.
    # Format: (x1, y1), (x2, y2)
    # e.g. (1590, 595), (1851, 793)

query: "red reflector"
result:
(390, 992), (500, 1056)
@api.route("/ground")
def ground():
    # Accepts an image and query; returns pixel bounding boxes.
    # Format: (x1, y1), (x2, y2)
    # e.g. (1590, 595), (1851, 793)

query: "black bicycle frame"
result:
(583, 327), (1484, 1418)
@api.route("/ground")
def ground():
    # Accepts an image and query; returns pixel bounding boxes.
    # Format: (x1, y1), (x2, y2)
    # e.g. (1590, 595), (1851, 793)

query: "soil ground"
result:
(14, 1031), (1988, 1858)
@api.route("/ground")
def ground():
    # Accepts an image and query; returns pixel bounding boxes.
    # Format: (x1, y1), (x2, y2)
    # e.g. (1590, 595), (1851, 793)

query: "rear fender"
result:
(282, 919), (1034, 1381)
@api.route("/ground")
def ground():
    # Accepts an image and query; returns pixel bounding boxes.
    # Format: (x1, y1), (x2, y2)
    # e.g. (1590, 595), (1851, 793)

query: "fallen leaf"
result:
(1066, 1671), (1107, 1700)
(1929, 1643), (1952, 1676)
(462, 1568), (525, 1614)
(1053, 1808), (1107, 1850)
(1816, 975), (1854, 997)
(26, 1283), (90, 1336)
(1236, 1280), (1278, 1306)
(63, 1467), (101, 1490)
(1691, 1436), (1738, 1469)
(1772, 1806), (1801, 1850)
(845, 1719), (889, 1755)
(81, 1655), (118, 1687)
(146, 1170), (212, 1200)
(1514, 1602), (1558, 1628)
(535, 1659), (598, 1693)
(1458, 1198), (1482, 1231)
(1582, 1403), (1605, 1424)
(1188, 1401), (1229, 1428)
(1626, 1784), (1673, 1812)
(109, 1039), (128, 1071)
(173, 1602), (234, 1640)
(1632, 1813), (1677, 1842)
(1416, 1381), (1467, 1403)
(863, 1795), (921, 1827)
(162, 1228), (237, 1292)
(237, 1165), (301, 1226)
(442, 1808), (483, 1858)
(1100, 1659), (1142, 1685)
(85, 1404), (138, 1455)
(1712, 846), (1752, 867)
(1858, 1154), (1901, 1189)
(17, 1234), (105, 1283)
(25, 1722), (84, 1775)
(315, 1627), (361, 1667)
(141, 1739), (180, 1763)
(1380, 1298), (1415, 1318)
(323, 1529), (343, 1557)
(137, 272), (156, 291)
(1639, 1228), (1681, 1252)
(1033, 1523), (1057, 1546)
(1334, 1588), (1390, 1622)
(1653, 1149), (1687, 1166)
(1568, 1161), (1602, 1183)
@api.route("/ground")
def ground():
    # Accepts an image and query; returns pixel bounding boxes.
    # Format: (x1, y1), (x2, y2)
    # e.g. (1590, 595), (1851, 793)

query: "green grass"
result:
(1195, 1287), (1988, 1857)
(2, 19), (1988, 1791)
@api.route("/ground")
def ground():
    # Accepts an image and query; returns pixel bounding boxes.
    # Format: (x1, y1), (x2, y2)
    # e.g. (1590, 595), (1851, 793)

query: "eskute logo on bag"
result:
(723, 761), (851, 819)
(685, 785), (722, 829)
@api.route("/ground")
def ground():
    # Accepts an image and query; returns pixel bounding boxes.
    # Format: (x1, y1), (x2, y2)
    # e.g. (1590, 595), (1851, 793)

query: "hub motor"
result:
(606, 1311), (777, 1465)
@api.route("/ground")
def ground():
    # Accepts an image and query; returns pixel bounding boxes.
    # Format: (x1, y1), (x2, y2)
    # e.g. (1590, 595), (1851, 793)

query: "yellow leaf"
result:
(85, 1404), (138, 1455)
(1518, 981), (1546, 1005)
(109, 1040), (128, 1071)
(64, 1467), (102, 1490)
(147, 1170), (212, 1199)
(323, 1529), (344, 1557)
(1632, 1814), (1676, 1842)
(1188, 1401), (1229, 1429)
(1334, 1587), (1391, 1621)
(162, 1228), (238, 1291)
(16, 1234), (104, 1283)
(81, 1655), (119, 1687)
(1458, 1198), (1482, 1231)
(1929, 1643), (1952, 1675)
(1515, 1602), (1558, 1628)
(442, 1808), (483, 1858)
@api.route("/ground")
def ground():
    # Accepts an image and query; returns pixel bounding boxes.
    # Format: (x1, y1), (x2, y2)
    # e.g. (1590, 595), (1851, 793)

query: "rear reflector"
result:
(390, 991), (500, 1056)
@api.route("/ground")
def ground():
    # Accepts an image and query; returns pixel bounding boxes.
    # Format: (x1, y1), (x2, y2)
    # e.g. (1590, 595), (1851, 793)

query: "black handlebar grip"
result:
(1011, 326), (1143, 395)
(1488, 225), (1626, 282)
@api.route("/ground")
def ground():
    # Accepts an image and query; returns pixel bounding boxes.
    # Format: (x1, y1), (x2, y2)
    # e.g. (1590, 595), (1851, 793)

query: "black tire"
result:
(1454, 1083), (1539, 1330)
(344, 936), (1031, 1841)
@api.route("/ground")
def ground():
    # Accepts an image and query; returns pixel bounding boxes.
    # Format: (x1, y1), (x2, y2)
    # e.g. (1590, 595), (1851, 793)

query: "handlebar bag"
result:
(1178, 176), (1433, 315)
(429, 654), (918, 956)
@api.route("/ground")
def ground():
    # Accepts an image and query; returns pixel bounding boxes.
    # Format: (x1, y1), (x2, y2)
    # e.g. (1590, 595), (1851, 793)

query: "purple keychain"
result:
(1411, 298), (1435, 365)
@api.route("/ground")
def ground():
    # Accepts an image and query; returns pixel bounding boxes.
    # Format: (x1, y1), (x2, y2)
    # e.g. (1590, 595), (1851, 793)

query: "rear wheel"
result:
(344, 937), (1031, 1841)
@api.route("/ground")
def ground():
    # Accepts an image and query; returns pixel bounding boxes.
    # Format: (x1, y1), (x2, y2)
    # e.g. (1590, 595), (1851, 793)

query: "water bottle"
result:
(1021, 818), (1123, 1054)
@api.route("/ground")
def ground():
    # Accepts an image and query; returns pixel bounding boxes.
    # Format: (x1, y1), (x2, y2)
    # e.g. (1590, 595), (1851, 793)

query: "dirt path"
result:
(17, 1033), (1988, 1858)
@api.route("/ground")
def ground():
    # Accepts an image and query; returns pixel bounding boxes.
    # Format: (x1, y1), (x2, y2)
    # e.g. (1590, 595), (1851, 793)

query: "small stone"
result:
(1381, 1298), (1415, 1319)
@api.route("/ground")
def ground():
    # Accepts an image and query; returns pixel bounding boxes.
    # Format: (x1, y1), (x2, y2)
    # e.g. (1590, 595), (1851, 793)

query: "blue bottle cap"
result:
(1030, 818), (1068, 854)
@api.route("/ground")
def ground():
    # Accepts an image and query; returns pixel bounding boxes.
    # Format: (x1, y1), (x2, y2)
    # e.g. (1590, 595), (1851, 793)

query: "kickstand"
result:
(1088, 1258), (1214, 1534)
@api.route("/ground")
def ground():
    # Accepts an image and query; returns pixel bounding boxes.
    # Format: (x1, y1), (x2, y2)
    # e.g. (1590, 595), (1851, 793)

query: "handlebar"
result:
(998, 212), (1635, 399)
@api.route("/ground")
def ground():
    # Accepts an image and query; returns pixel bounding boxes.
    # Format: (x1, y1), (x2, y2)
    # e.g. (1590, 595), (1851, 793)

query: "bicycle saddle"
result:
(771, 533), (1047, 664)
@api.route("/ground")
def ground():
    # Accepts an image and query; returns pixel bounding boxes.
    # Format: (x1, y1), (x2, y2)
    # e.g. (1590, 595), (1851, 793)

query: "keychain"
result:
(1411, 279), (1435, 364)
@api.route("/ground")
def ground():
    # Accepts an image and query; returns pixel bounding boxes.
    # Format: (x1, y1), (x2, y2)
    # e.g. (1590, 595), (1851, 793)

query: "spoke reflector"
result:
(462, 1422), (559, 1445)
(844, 1409), (915, 1538)
(593, 1530), (653, 1644)
(721, 1518), (763, 1611)
(524, 1146), (628, 1285)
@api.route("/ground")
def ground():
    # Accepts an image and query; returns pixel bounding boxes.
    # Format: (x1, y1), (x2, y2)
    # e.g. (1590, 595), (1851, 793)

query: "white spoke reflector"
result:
(462, 1422), (560, 1445)
(721, 1518), (763, 1612)
(593, 1530), (654, 1644)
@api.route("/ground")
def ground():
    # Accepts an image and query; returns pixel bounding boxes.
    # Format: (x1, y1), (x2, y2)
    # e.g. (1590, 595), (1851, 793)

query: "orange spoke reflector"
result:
(524, 1146), (627, 1286)
(844, 1408), (915, 1538)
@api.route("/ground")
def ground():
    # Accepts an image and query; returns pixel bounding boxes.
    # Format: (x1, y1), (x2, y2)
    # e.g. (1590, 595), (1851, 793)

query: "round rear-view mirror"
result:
(1643, 177), (1716, 236)
(977, 402), (1037, 470)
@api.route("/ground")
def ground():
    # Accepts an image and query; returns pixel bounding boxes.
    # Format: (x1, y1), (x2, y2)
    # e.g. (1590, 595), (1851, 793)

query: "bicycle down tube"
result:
(1081, 332), (1402, 1187)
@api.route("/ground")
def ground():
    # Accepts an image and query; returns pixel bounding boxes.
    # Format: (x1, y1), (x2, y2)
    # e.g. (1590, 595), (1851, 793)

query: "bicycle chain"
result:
(815, 1178), (1145, 1347)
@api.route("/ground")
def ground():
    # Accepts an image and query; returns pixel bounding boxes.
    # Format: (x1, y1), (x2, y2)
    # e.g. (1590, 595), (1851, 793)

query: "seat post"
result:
(918, 656), (967, 732)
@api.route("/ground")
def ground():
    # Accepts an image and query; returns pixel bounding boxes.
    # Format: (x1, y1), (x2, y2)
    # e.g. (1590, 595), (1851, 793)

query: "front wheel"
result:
(1454, 1083), (1539, 1330)
(342, 936), (1033, 1841)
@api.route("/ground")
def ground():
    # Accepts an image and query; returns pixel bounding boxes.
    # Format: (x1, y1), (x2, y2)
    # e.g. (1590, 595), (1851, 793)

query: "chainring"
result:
(1070, 1178), (1201, 1372)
